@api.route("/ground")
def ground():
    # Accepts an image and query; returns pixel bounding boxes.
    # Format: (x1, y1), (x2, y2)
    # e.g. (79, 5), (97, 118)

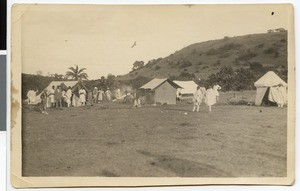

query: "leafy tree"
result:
(65, 65), (88, 81)
(132, 61), (144, 71)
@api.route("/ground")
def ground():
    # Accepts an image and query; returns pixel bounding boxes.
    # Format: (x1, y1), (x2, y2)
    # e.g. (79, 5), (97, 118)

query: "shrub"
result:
(249, 62), (263, 71)
(206, 48), (219, 55)
(237, 50), (257, 61)
(154, 65), (161, 70)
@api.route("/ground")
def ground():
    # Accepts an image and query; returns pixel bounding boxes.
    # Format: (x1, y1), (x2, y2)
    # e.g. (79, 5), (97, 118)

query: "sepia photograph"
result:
(10, 4), (295, 187)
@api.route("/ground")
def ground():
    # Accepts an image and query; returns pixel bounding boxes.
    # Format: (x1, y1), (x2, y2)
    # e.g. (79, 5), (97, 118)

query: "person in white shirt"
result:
(49, 86), (56, 107)
(192, 86), (204, 112)
(205, 86), (217, 112)
(106, 88), (112, 101)
(79, 87), (87, 106)
(92, 87), (98, 103)
(176, 88), (182, 101)
(66, 86), (72, 107)
(213, 84), (221, 102)
(97, 89), (104, 103)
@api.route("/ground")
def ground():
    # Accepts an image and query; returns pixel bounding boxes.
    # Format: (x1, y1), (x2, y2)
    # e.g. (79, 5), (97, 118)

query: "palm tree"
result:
(65, 65), (88, 81)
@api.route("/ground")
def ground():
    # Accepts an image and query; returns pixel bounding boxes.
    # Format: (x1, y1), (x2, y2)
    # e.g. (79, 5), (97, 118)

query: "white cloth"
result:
(79, 89), (86, 103)
(205, 88), (217, 106)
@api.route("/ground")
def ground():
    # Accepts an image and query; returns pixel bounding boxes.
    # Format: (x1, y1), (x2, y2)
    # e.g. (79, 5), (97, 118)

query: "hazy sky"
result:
(21, 4), (291, 79)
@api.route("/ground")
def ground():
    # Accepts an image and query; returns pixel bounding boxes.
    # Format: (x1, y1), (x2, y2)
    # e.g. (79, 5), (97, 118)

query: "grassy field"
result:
(22, 91), (287, 177)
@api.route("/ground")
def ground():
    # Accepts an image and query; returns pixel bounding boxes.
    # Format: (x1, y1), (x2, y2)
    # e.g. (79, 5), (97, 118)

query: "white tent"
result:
(254, 71), (287, 106)
(173, 81), (198, 95)
(37, 81), (88, 107)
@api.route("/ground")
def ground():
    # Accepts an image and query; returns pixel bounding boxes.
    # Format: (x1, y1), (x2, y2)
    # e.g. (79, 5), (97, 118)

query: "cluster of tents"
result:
(139, 71), (288, 107)
(28, 71), (287, 108)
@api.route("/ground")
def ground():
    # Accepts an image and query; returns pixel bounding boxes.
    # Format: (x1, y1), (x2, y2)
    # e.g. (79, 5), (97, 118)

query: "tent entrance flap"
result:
(255, 87), (268, 106)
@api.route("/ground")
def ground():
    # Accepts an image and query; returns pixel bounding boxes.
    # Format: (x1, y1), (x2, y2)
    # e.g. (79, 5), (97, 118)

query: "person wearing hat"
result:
(92, 87), (98, 104)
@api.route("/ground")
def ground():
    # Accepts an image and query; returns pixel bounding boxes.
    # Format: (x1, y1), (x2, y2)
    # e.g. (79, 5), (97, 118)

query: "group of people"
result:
(39, 85), (73, 114)
(36, 86), (121, 114)
(192, 84), (221, 112)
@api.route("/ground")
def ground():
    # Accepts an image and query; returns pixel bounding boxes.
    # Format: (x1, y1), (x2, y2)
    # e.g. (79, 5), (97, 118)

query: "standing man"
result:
(49, 85), (56, 107)
(40, 89), (49, 114)
(106, 88), (112, 101)
(54, 85), (62, 108)
(79, 87), (87, 106)
(213, 84), (221, 102)
(66, 86), (72, 107)
(205, 85), (217, 112)
(92, 87), (98, 103)
(97, 89), (104, 103)
(192, 86), (203, 112)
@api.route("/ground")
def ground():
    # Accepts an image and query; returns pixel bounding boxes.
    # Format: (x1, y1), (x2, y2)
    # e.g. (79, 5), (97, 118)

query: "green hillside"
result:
(120, 31), (287, 80)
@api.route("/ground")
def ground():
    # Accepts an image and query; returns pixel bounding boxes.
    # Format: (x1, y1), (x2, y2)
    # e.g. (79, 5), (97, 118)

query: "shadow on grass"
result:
(137, 150), (233, 177)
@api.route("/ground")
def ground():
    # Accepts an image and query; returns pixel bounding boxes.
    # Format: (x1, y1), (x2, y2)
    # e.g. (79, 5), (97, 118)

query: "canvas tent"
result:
(37, 81), (89, 107)
(139, 78), (181, 105)
(254, 71), (287, 106)
(173, 80), (198, 97)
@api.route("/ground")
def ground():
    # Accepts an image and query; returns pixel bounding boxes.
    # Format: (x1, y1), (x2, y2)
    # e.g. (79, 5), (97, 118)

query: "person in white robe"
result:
(66, 86), (72, 107)
(176, 88), (182, 101)
(115, 89), (121, 99)
(213, 84), (221, 102)
(97, 89), (104, 103)
(205, 86), (217, 112)
(192, 86), (204, 112)
(49, 86), (56, 107)
(106, 88), (112, 101)
(92, 87), (98, 103)
(79, 87), (87, 106)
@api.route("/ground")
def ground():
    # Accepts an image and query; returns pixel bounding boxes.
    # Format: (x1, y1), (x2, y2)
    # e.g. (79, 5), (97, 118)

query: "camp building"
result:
(139, 78), (181, 105)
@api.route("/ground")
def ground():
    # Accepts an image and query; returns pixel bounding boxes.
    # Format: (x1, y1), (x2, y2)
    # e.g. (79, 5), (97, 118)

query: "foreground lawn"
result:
(22, 93), (287, 177)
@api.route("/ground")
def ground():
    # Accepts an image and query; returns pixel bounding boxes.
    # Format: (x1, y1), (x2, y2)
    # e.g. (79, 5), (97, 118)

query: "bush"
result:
(237, 50), (257, 61)
(179, 61), (192, 68)
(154, 65), (161, 70)
(249, 62), (263, 71)
(206, 48), (219, 55)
